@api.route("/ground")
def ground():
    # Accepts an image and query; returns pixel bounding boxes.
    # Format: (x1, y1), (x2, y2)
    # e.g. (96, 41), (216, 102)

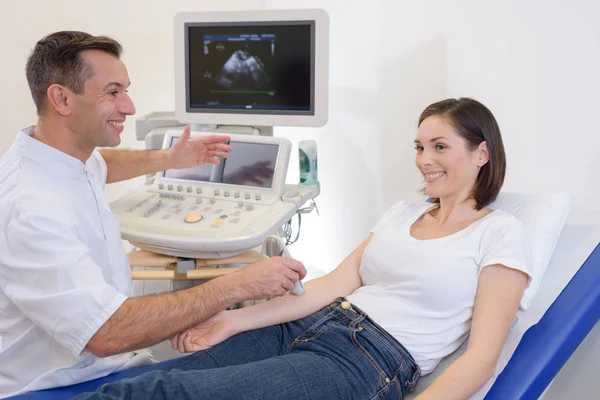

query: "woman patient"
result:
(77, 98), (531, 400)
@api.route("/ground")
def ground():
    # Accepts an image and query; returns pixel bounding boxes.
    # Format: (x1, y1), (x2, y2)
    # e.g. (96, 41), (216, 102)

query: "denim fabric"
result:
(73, 298), (420, 400)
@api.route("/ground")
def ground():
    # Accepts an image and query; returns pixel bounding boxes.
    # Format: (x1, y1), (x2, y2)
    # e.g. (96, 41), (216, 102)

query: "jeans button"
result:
(341, 301), (352, 310)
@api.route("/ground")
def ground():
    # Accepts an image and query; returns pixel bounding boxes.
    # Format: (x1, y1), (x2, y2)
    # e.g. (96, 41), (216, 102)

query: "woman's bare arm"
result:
(229, 234), (373, 333)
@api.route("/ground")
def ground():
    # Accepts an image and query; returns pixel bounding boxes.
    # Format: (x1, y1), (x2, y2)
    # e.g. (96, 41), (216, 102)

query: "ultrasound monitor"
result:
(174, 9), (329, 127)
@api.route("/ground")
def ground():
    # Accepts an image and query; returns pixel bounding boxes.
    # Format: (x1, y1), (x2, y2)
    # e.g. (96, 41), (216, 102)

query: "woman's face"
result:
(414, 115), (488, 202)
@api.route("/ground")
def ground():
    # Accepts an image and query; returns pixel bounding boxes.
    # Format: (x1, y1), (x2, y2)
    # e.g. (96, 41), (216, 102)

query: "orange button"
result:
(211, 220), (225, 228)
(184, 213), (203, 223)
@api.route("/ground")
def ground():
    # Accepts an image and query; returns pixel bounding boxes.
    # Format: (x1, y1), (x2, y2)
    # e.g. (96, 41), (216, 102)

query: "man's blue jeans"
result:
(75, 298), (420, 399)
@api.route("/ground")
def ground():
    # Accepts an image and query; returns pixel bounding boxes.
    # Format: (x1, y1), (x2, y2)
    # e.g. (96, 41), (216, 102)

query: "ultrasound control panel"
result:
(110, 130), (319, 258)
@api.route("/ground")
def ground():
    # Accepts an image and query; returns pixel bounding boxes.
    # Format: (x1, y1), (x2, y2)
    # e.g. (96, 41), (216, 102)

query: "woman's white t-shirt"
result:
(347, 201), (532, 375)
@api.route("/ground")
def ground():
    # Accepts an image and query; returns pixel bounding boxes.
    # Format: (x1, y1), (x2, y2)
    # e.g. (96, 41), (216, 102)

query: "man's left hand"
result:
(167, 125), (232, 169)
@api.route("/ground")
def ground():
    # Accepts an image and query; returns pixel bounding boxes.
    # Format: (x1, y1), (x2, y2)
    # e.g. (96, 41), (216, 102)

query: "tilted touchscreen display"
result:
(163, 137), (279, 189)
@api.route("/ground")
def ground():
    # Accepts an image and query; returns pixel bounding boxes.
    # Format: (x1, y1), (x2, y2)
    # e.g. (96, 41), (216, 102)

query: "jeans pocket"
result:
(285, 311), (350, 353)
(350, 323), (418, 395)
(361, 321), (421, 391)
(350, 325), (394, 384)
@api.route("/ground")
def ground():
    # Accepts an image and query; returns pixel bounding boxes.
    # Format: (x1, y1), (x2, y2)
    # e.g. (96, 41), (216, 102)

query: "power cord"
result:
(283, 199), (319, 246)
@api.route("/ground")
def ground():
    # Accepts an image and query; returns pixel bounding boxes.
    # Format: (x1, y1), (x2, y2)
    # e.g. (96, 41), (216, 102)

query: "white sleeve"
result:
(478, 217), (533, 278)
(371, 201), (407, 234)
(0, 210), (127, 357)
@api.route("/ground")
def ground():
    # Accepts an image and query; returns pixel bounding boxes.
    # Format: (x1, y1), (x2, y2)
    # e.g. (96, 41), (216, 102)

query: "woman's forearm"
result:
(229, 273), (348, 333)
(229, 235), (370, 334)
(415, 351), (495, 400)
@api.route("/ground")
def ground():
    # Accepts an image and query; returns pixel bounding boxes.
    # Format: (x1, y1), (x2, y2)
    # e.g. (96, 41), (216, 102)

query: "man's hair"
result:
(25, 31), (122, 115)
(418, 98), (507, 210)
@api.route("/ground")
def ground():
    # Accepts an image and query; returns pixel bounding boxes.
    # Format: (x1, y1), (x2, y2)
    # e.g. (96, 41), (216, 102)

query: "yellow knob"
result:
(184, 213), (203, 223)
(211, 220), (225, 228)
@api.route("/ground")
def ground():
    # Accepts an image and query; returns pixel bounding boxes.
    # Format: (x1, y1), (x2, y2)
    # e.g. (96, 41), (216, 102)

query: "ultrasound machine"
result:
(111, 9), (330, 262)
(110, 132), (319, 259)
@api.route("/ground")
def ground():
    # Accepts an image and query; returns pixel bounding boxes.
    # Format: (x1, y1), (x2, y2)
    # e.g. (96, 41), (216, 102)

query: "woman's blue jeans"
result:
(75, 298), (420, 400)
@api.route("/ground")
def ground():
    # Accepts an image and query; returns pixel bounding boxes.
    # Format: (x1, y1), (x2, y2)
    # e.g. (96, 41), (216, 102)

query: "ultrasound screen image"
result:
(215, 48), (271, 91)
(187, 22), (313, 114)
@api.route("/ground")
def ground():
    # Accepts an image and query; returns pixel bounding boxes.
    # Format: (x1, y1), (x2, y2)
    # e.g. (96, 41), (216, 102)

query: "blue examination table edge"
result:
(484, 242), (600, 399)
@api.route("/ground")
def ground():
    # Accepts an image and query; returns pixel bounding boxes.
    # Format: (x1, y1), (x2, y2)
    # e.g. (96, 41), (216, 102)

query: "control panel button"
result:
(158, 183), (164, 190)
(184, 213), (203, 223)
(224, 190), (230, 197)
(187, 186), (192, 193)
(211, 220), (225, 228)
(209, 198), (216, 204)
(245, 203), (254, 211)
(196, 187), (202, 194)
(214, 189), (220, 196)
(255, 193), (262, 201)
(168, 184), (174, 191)
(220, 214), (228, 219)
(237, 202), (244, 208)
(244, 192), (251, 200)
(234, 191), (240, 198)
(196, 198), (203, 204)
(177, 185), (183, 192)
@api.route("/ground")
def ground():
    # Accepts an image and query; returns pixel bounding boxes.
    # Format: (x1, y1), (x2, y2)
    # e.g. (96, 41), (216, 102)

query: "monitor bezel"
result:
(174, 9), (329, 127)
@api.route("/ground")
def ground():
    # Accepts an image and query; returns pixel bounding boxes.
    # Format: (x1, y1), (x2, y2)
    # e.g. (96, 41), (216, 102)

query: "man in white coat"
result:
(0, 31), (306, 398)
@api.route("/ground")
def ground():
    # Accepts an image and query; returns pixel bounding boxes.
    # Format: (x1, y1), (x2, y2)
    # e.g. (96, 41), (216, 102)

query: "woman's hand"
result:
(170, 310), (238, 353)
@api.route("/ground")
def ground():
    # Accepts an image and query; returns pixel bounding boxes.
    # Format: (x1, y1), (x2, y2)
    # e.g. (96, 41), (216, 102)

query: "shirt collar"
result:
(17, 126), (91, 177)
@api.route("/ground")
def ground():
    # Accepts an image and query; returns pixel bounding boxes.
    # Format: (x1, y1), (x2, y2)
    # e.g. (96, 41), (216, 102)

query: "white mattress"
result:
(406, 207), (600, 399)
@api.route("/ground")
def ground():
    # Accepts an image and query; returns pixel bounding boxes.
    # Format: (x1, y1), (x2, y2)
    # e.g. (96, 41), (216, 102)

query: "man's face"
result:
(69, 50), (135, 149)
